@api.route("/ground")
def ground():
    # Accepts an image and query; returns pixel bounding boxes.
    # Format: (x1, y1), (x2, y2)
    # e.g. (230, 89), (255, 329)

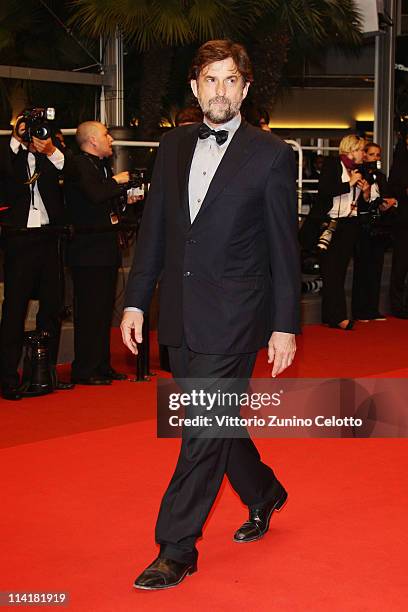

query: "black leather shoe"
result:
(133, 557), (197, 590)
(55, 381), (75, 390)
(1, 386), (23, 401)
(233, 487), (288, 543)
(101, 368), (127, 381)
(328, 319), (354, 330)
(71, 377), (112, 386)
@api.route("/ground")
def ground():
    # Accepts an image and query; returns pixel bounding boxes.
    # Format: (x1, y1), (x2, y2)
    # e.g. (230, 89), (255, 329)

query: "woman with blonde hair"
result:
(315, 134), (368, 329)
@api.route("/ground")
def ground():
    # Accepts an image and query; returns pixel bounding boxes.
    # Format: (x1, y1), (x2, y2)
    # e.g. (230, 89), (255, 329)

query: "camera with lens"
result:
(366, 196), (384, 228)
(363, 196), (393, 240)
(15, 107), (56, 143)
(128, 169), (143, 188)
(356, 161), (379, 185)
(126, 168), (146, 198)
(317, 219), (338, 251)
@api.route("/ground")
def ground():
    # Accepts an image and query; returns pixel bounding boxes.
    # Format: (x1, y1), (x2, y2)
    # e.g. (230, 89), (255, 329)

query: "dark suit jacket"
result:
(357, 170), (393, 210)
(64, 152), (123, 267)
(124, 121), (301, 354)
(0, 140), (65, 228)
(388, 141), (408, 227)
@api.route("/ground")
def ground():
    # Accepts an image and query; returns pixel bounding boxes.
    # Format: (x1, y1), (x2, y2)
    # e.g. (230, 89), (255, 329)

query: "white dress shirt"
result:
(10, 136), (64, 227)
(188, 113), (241, 222)
(328, 161), (360, 219)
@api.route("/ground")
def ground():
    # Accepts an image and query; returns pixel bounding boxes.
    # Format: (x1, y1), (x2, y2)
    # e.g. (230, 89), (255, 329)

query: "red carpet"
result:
(1, 320), (408, 610)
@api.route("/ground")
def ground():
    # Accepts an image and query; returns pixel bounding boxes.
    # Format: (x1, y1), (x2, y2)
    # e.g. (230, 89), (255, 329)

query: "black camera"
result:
(15, 107), (56, 143)
(356, 161), (379, 185)
(367, 196), (384, 219)
(128, 169), (145, 189)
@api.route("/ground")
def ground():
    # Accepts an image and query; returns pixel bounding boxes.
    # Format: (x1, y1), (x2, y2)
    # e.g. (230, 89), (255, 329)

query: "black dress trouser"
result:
(352, 225), (385, 319)
(70, 266), (118, 380)
(320, 218), (359, 325)
(155, 344), (280, 565)
(0, 233), (63, 389)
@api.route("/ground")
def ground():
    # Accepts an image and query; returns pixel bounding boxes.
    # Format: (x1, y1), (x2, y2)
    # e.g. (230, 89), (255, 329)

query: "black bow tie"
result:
(198, 123), (229, 146)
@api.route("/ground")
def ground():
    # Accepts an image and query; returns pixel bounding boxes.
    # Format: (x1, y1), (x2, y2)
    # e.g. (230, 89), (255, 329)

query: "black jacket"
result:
(124, 121), (301, 354)
(299, 156), (351, 251)
(388, 141), (408, 227)
(315, 156), (352, 218)
(64, 152), (123, 266)
(0, 140), (65, 228)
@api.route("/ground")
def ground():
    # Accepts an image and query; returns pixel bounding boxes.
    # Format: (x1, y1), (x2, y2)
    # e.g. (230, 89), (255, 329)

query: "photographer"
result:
(388, 134), (408, 318)
(65, 121), (140, 385)
(0, 109), (72, 400)
(315, 134), (367, 330)
(352, 143), (397, 322)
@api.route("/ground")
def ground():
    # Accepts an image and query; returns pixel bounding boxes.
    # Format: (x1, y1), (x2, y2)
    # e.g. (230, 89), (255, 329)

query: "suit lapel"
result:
(177, 124), (200, 224)
(193, 122), (257, 223)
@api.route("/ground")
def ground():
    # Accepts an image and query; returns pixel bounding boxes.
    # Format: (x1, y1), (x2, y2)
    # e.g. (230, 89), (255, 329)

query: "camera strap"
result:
(22, 149), (41, 186)
(25, 153), (44, 228)
(25, 157), (41, 209)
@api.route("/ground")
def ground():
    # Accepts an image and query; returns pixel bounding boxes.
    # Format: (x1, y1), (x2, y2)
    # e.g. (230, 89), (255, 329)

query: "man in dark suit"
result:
(121, 40), (301, 589)
(0, 113), (71, 400)
(388, 136), (408, 318)
(64, 121), (133, 385)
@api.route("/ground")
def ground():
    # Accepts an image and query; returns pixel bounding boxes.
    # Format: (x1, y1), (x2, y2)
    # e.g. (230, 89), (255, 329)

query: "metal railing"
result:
(1, 130), (342, 215)
(110, 138), (306, 213)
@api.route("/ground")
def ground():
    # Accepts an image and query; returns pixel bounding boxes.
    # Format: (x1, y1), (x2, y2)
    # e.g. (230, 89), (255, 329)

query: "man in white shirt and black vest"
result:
(0, 110), (72, 400)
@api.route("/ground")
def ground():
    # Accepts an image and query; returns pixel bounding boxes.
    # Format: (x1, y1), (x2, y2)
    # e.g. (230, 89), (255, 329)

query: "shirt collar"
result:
(10, 136), (26, 154)
(203, 112), (241, 138)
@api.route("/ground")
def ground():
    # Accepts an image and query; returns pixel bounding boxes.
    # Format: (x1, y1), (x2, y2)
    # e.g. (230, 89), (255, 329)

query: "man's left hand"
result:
(127, 194), (144, 205)
(268, 331), (296, 378)
(380, 197), (397, 211)
(32, 136), (56, 157)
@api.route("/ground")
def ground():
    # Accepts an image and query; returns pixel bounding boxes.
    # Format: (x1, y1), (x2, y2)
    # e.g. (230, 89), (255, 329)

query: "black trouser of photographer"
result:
(320, 217), (359, 325)
(70, 265), (118, 380)
(0, 233), (63, 389)
(352, 224), (386, 319)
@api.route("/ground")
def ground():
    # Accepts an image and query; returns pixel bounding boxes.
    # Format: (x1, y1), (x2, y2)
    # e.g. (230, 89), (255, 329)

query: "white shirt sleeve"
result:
(47, 147), (65, 170)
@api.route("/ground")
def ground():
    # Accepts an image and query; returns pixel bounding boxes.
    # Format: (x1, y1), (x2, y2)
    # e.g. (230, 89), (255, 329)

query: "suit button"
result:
(184, 271), (193, 277)
(186, 239), (197, 245)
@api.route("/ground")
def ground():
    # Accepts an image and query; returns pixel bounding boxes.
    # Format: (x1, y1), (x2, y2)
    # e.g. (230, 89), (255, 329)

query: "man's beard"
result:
(198, 95), (241, 124)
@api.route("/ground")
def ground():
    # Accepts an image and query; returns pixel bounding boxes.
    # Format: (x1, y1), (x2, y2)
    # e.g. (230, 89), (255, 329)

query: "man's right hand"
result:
(349, 169), (362, 187)
(113, 171), (130, 184)
(120, 310), (143, 355)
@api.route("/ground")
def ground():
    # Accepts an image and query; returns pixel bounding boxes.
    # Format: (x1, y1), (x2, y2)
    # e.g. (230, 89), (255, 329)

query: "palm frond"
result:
(149, 0), (192, 47)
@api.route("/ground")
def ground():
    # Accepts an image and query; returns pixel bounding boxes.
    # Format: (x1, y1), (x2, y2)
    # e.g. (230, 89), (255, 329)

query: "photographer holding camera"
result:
(65, 121), (141, 385)
(388, 133), (408, 318)
(315, 134), (367, 330)
(0, 108), (72, 400)
(352, 143), (397, 322)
